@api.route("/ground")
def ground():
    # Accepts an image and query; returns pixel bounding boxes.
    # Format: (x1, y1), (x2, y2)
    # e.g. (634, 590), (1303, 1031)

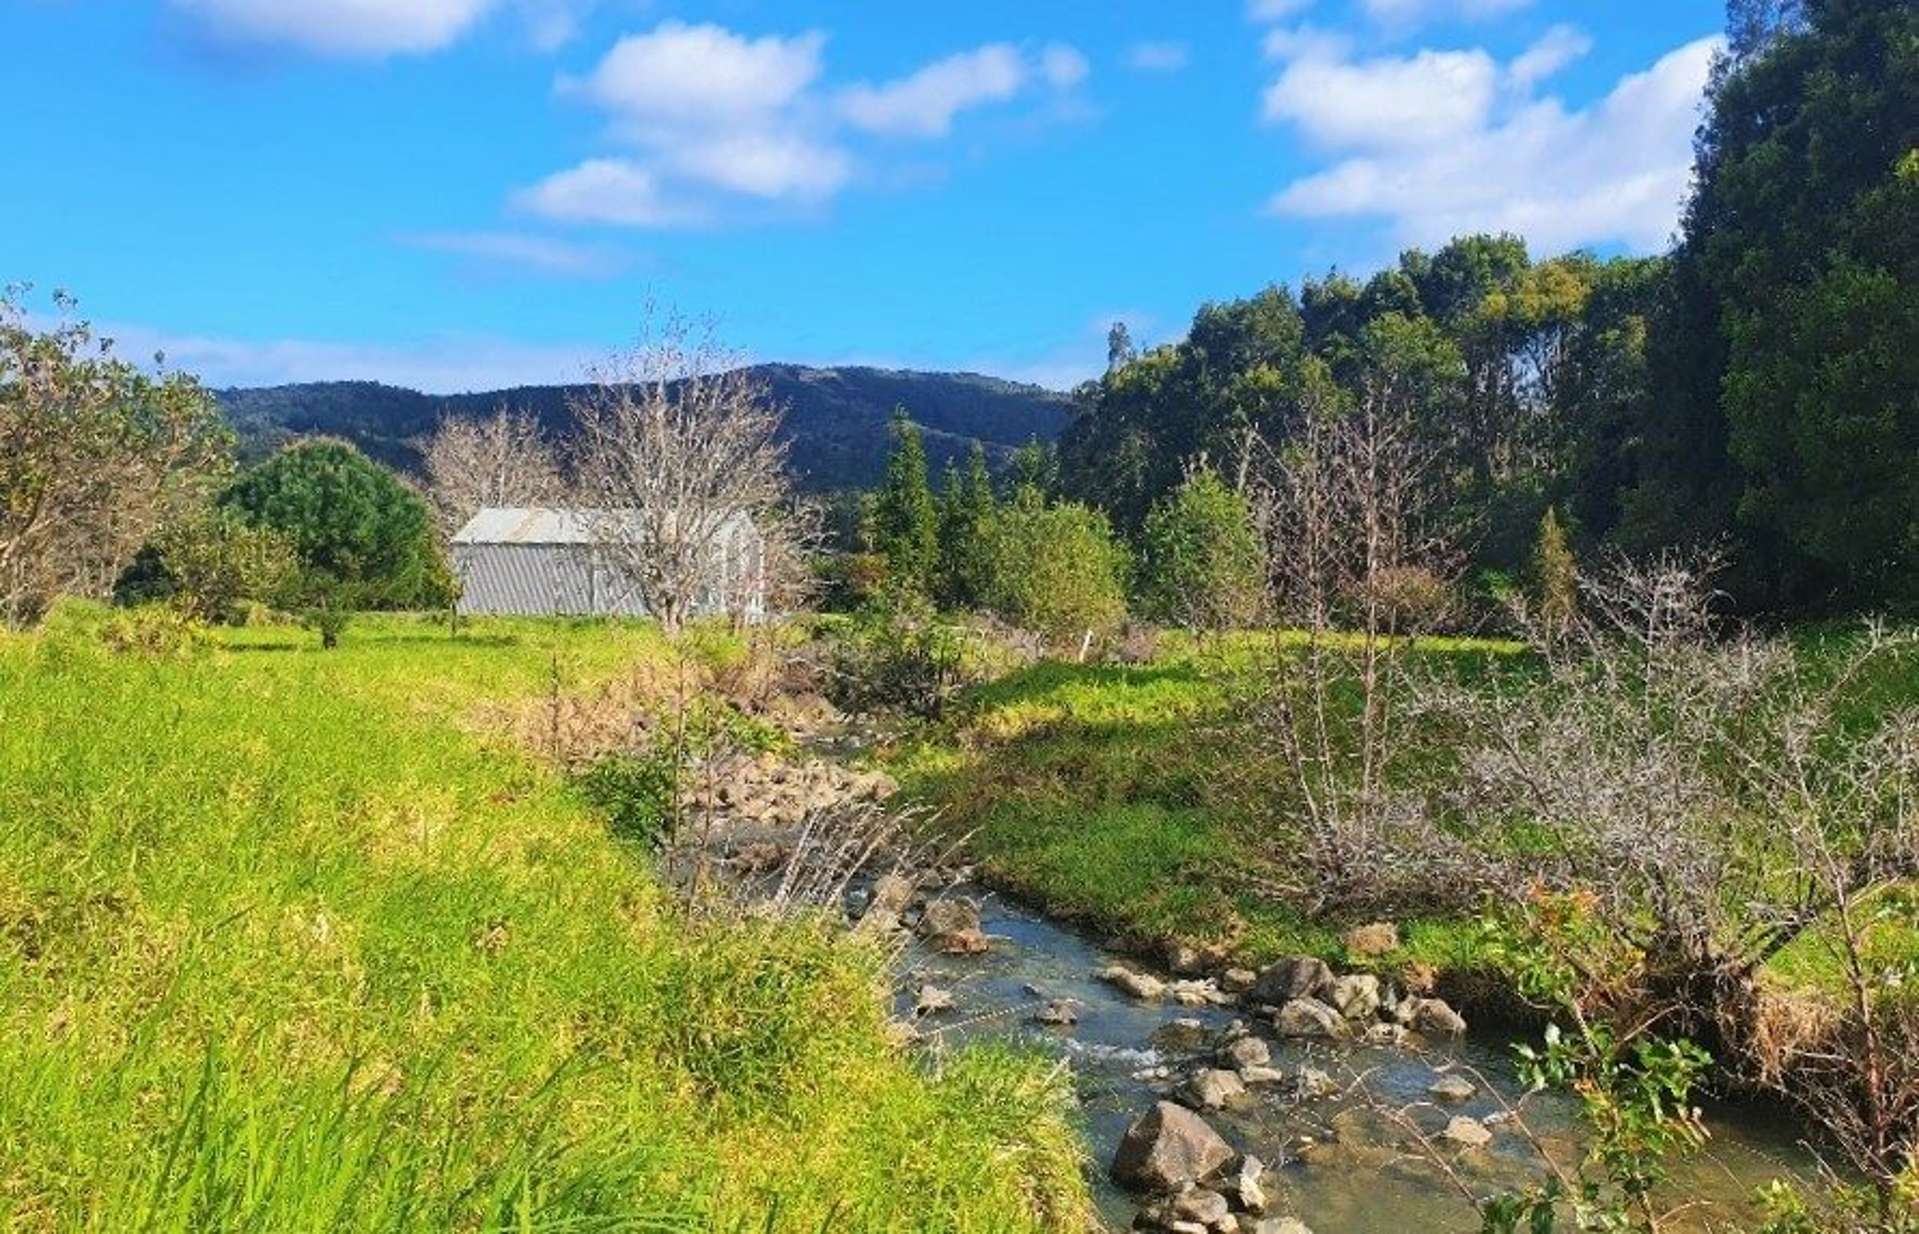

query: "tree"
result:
(114, 507), (299, 622)
(569, 316), (793, 635)
(1106, 321), (1136, 372)
(420, 405), (564, 535)
(221, 439), (452, 614)
(936, 442), (997, 609)
(1, 289), (231, 626)
(981, 489), (1129, 647)
(868, 410), (939, 598)
(1531, 506), (1578, 647)
(1139, 463), (1266, 634)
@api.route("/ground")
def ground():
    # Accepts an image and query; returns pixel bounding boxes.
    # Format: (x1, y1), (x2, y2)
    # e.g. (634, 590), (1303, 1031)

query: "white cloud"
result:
(1041, 43), (1091, 89)
(1265, 35), (1722, 254)
(565, 22), (827, 127)
(1261, 24), (1353, 63)
(514, 158), (696, 227)
(171, 0), (497, 57)
(1507, 24), (1593, 91)
(1246, 0), (1314, 21)
(663, 131), (851, 201)
(400, 230), (624, 278)
(1263, 48), (1498, 148)
(1126, 41), (1190, 72)
(1360, 0), (1533, 26)
(104, 321), (604, 394)
(838, 44), (1028, 137)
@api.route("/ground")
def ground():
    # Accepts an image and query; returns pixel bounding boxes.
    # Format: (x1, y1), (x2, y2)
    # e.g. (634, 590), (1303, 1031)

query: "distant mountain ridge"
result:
(216, 364), (1075, 491)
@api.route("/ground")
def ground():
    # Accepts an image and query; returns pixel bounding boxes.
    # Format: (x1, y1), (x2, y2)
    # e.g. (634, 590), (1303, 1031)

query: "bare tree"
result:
(568, 313), (793, 635)
(419, 405), (564, 536)
(1, 288), (230, 626)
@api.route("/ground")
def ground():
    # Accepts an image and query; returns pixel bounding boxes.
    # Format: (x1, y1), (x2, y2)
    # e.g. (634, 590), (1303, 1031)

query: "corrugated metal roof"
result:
(452, 507), (757, 546)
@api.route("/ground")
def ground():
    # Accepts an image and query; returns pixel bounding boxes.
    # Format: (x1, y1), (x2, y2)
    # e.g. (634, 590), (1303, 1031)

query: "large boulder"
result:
(1112, 1101), (1236, 1193)
(1273, 997), (1346, 1039)
(1249, 956), (1335, 1007)
(1327, 974), (1381, 1021)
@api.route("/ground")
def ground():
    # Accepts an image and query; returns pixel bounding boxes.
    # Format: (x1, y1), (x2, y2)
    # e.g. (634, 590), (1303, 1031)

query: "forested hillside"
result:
(217, 365), (1072, 492)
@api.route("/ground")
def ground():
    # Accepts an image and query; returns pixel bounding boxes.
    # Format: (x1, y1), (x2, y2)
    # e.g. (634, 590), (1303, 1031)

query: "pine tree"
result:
(869, 409), (940, 598)
(937, 442), (998, 608)
(1533, 506), (1577, 646)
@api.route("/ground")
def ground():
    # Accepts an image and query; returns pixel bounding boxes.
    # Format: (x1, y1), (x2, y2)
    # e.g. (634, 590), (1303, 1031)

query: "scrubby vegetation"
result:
(0, 606), (1090, 1233)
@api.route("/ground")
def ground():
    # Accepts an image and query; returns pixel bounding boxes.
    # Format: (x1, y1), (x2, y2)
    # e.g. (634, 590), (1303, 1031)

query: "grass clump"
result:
(0, 603), (1090, 1232)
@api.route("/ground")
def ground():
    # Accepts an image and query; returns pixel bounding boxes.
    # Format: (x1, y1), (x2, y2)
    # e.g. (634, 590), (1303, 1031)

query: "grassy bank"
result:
(0, 606), (1090, 1232)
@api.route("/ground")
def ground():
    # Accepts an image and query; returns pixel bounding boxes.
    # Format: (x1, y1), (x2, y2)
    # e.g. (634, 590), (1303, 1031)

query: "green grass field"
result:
(0, 605), (1090, 1233)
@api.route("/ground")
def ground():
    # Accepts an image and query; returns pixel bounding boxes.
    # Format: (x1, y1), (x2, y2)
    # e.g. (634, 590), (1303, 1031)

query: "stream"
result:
(892, 886), (1820, 1234)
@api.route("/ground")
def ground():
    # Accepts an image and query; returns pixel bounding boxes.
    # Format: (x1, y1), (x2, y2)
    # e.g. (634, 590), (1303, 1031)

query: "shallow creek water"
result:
(894, 888), (1819, 1233)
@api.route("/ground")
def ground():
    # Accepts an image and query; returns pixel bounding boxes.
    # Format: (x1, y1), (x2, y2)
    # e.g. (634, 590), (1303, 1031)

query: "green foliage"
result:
(575, 749), (679, 847)
(97, 604), (211, 659)
(1139, 465), (1266, 633)
(868, 411), (941, 598)
(981, 490), (1130, 644)
(936, 442), (999, 609)
(1532, 507), (1578, 641)
(826, 590), (972, 717)
(114, 507), (300, 622)
(0, 613), (1093, 1232)
(220, 439), (453, 612)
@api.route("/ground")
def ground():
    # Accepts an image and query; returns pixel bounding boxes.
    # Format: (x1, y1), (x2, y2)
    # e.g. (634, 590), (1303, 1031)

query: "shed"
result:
(450, 507), (764, 620)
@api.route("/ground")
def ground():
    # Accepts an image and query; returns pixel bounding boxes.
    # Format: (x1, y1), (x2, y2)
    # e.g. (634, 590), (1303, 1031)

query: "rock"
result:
(1170, 978), (1233, 1007)
(1227, 1155), (1269, 1214)
(914, 984), (955, 1016)
(1442, 1115), (1493, 1148)
(854, 907), (901, 936)
(936, 927), (991, 955)
(1238, 1065), (1287, 1086)
(1164, 942), (1205, 975)
(730, 841), (785, 873)
(1342, 921), (1401, 959)
(1360, 1022), (1410, 1047)
(1249, 956), (1335, 1006)
(1183, 1068), (1249, 1111)
(1219, 967), (1259, 994)
(1112, 1101), (1236, 1193)
(867, 872), (915, 916)
(1249, 1221), (1314, 1234)
(1327, 974), (1381, 1021)
(1409, 997), (1468, 1036)
(917, 897), (981, 940)
(1273, 997), (1346, 1039)
(1293, 1067), (1337, 1100)
(1150, 1018), (1212, 1052)
(1219, 1035), (1271, 1069)
(1034, 998), (1081, 1026)
(1429, 1073), (1477, 1103)
(1101, 965), (1168, 1001)
(1137, 1187), (1234, 1233)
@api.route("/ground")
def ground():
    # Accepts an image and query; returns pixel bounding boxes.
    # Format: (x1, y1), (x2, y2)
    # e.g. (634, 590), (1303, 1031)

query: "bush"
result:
(981, 492), (1130, 647)
(1138, 465), (1266, 634)
(114, 508), (299, 623)
(826, 591), (973, 717)
(575, 750), (678, 847)
(98, 605), (209, 658)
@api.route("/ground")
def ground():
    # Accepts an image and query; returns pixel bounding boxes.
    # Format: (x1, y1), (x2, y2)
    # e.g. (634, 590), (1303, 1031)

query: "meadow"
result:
(0, 605), (1091, 1233)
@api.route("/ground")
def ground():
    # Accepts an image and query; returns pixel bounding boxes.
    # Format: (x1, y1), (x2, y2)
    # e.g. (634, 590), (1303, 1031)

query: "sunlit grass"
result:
(0, 602), (1090, 1233)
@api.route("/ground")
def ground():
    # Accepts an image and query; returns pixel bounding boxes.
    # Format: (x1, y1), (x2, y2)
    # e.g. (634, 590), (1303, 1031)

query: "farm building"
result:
(450, 507), (765, 620)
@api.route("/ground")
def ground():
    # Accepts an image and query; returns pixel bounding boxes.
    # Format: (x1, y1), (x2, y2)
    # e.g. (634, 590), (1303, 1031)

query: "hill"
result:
(216, 365), (1074, 491)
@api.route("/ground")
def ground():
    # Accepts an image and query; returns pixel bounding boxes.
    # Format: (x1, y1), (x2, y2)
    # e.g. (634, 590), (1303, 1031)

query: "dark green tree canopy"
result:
(220, 439), (452, 609)
(868, 410), (940, 598)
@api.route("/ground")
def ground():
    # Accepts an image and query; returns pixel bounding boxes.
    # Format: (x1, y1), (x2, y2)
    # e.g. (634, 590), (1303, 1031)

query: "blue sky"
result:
(1, 0), (1724, 391)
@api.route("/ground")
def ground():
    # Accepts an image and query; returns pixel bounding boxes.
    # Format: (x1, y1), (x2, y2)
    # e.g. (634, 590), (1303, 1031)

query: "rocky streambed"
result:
(877, 883), (1819, 1234)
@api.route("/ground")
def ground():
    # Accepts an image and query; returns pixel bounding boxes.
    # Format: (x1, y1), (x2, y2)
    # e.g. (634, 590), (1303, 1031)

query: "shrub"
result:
(114, 508), (300, 623)
(1138, 465), (1266, 634)
(981, 492), (1129, 647)
(826, 590), (972, 717)
(98, 605), (208, 658)
(575, 750), (679, 847)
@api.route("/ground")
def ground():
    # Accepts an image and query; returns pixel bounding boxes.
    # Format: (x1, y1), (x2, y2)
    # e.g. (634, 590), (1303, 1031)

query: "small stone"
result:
(1410, 998), (1468, 1036)
(1249, 956), (1335, 1006)
(1250, 1221), (1315, 1234)
(1343, 921), (1400, 958)
(1227, 1155), (1268, 1214)
(1327, 974), (1381, 1020)
(1428, 1073), (1477, 1103)
(1294, 1067), (1337, 1100)
(1238, 1065), (1287, 1086)
(1274, 997), (1346, 1039)
(1034, 998), (1081, 1026)
(937, 927), (991, 955)
(1361, 1022), (1410, 1047)
(1165, 942), (1205, 975)
(917, 897), (981, 940)
(1183, 1068), (1249, 1110)
(1220, 1036), (1271, 1069)
(1150, 1017), (1212, 1052)
(914, 984), (955, 1016)
(1442, 1115), (1493, 1148)
(1219, 967), (1258, 994)
(868, 872), (915, 914)
(1101, 965), (1169, 1001)
(1112, 1101), (1236, 1193)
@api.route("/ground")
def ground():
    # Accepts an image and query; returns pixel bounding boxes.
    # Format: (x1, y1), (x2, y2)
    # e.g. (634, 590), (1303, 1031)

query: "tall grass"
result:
(0, 605), (1089, 1232)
